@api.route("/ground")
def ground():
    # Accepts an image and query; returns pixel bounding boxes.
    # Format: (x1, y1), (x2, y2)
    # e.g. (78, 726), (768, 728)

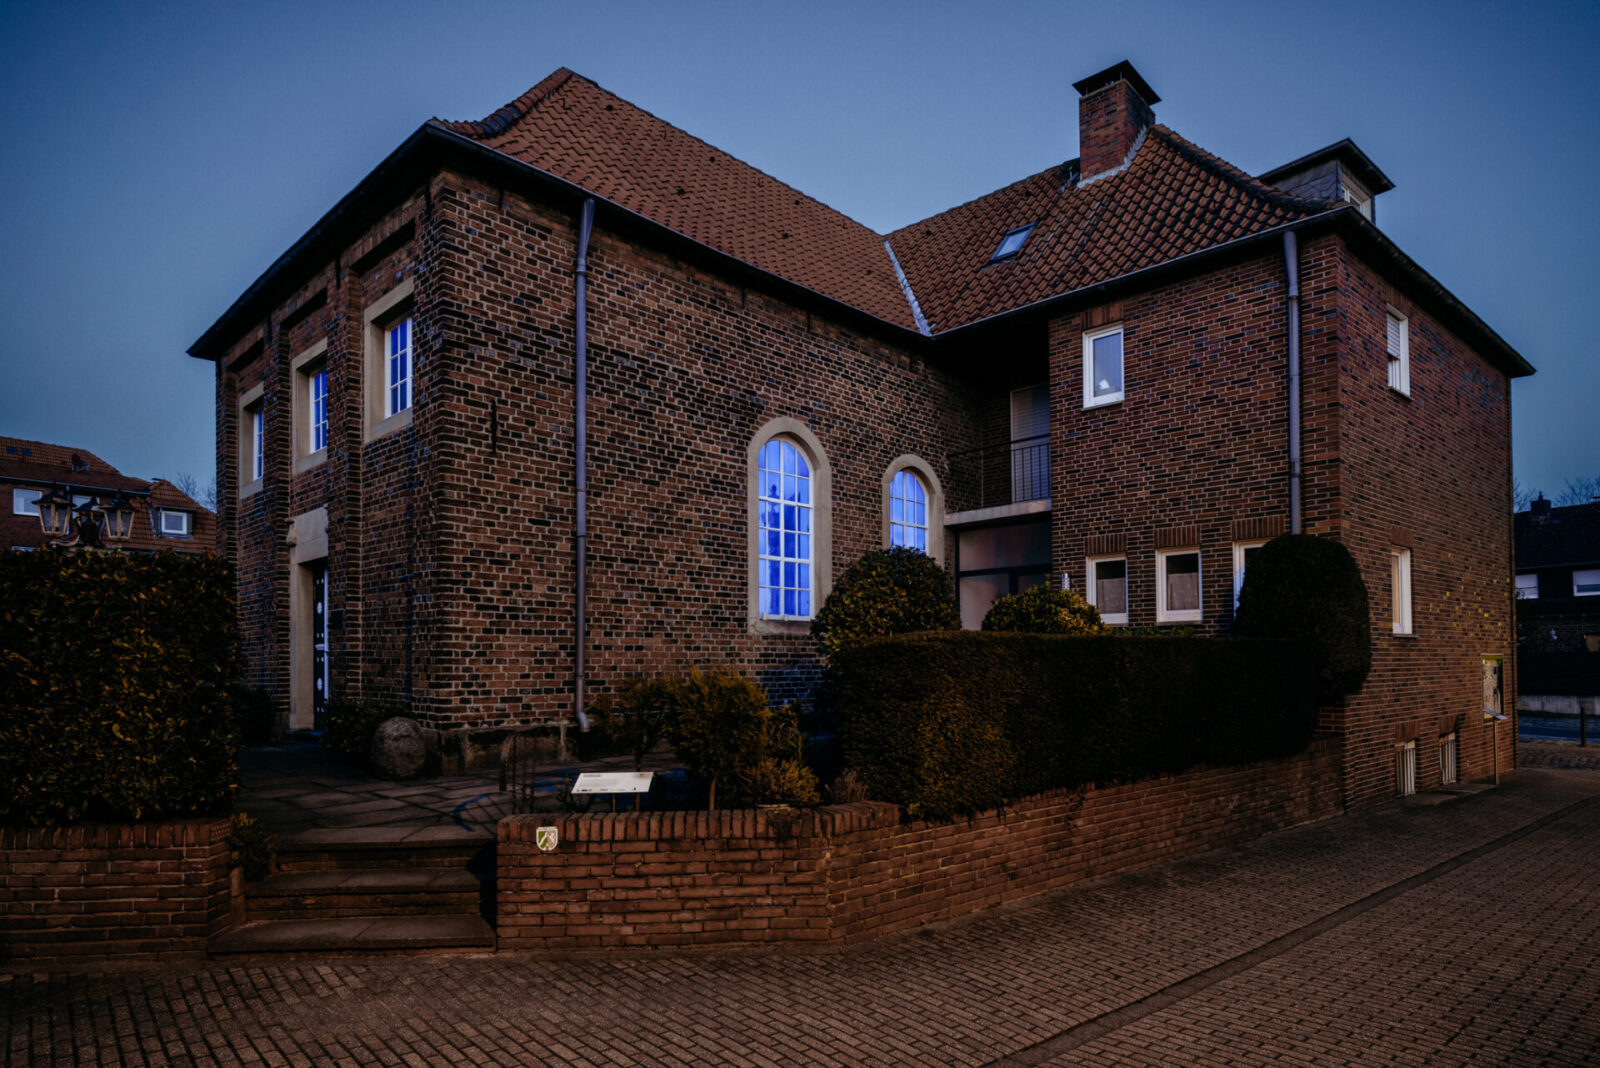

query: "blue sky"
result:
(1, 0), (1594, 501)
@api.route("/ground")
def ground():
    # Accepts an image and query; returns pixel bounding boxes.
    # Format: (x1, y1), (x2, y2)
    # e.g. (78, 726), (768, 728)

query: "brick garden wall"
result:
(497, 739), (1341, 951)
(0, 818), (233, 966)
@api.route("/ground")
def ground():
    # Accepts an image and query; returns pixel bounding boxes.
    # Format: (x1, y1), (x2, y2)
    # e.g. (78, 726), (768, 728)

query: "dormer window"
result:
(1340, 182), (1372, 221)
(990, 223), (1035, 262)
(157, 509), (192, 537)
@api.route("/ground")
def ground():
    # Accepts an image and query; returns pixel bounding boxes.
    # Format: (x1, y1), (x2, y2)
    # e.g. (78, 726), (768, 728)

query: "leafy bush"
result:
(1235, 534), (1372, 701)
(745, 700), (821, 806)
(234, 684), (277, 744)
(0, 550), (241, 826)
(982, 584), (1107, 634)
(583, 679), (672, 770)
(811, 547), (959, 662)
(322, 699), (410, 763)
(662, 670), (770, 811)
(229, 811), (276, 881)
(836, 632), (1318, 820)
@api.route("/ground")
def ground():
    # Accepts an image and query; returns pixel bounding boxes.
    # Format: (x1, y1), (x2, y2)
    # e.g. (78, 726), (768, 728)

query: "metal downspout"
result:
(1284, 231), (1303, 534)
(574, 198), (595, 731)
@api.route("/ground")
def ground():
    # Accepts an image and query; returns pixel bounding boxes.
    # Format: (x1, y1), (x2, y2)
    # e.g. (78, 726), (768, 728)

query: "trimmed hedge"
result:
(837, 632), (1318, 819)
(1235, 534), (1372, 701)
(0, 550), (241, 826)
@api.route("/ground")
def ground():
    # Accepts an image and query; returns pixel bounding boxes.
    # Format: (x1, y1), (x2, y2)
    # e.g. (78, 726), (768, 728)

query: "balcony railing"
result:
(946, 434), (1050, 514)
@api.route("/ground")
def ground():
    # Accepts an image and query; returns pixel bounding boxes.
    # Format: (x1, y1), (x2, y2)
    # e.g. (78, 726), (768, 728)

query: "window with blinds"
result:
(1386, 309), (1409, 395)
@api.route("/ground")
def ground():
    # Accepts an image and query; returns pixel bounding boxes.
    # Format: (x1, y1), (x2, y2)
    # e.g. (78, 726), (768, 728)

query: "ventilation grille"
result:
(1440, 733), (1458, 786)
(1397, 741), (1417, 796)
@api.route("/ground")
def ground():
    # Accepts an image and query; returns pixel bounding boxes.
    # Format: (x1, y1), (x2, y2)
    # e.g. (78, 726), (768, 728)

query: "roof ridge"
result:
(1148, 125), (1330, 215)
(433, 67), (577, 137)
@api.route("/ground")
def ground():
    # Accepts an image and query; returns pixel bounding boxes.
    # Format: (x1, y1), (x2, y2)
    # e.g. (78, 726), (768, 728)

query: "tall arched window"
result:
(888, 469), (928, 553)
(757, 438), (812, 619)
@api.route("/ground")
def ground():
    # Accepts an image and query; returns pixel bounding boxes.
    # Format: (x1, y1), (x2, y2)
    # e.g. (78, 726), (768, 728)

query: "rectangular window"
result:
(386, 318), (413, 418)
(158, 509), (192, 537)
(309, 367), (328, 453)
(1232, 540), (1267, 610)
(12, 488), (41, 516)
(1574, 568), (1600, 597)
(1396, 741), (1417, 797)
(252, 407), (265, 483)
(1386, 309), (1410, 395)
(1391, 548), (1413, 634)
(1156, 548), (1202, 624)
(1083, 325), (1124, 408)
(1515, 573), (1538, 600)
(1085, 555), (1128, 626)
(239, 386), (266, 494)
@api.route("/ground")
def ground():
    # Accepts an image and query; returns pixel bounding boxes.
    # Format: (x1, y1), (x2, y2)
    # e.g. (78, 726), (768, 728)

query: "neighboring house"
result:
(1516, 497), (1600, 711)
(1, 436), (216, 553)
(188, 61), (1531, 807)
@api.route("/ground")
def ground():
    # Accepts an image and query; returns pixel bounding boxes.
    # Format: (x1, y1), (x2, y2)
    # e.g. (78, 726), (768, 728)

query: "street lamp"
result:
(34, 485), (135, 549)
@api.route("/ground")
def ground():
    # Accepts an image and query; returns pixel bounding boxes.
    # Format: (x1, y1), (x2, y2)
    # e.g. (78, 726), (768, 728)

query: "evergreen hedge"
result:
(836, 632), (1318, 819)
(811, 547), (959, 662)
(1235, 534), (1372, 702)
(0, 550), (242, 826)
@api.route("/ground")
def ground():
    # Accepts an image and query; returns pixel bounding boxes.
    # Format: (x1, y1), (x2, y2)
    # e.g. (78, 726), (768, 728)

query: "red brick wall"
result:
(496, 740), (1340, 951)
(0, 818), (233, 965)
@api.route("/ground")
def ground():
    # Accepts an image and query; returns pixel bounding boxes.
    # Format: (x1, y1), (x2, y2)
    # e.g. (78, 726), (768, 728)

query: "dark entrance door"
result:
(311, 562), (329, 730)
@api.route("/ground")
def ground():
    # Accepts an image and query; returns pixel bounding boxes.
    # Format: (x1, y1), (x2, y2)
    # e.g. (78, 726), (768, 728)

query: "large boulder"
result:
(369, 716), (426, 780)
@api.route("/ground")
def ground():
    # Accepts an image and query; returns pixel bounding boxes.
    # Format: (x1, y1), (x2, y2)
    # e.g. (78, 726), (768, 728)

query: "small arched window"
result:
(757, 437), (813, 619)
(888, 469), (928, 553)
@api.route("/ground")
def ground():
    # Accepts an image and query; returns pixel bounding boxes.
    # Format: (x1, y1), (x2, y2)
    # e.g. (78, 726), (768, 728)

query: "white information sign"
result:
(570, 771), (655, 795)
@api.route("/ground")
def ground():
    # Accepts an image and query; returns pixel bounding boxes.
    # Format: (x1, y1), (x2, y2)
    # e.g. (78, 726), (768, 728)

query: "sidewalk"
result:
(7, 766), (1599, 1066)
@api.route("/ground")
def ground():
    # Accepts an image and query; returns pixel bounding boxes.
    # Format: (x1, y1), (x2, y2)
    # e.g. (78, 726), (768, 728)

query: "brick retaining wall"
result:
(498, 739), (1342, 951)
(0, 818), (234, 965)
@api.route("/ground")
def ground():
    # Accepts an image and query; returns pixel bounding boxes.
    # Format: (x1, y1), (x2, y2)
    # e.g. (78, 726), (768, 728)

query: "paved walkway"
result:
(7, 767), (1600, 1066)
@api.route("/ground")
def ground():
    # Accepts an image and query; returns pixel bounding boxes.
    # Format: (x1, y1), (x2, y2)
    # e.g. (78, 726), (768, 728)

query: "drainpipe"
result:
(574, 198), (595, 731)
(1284, 231), (1303, 534)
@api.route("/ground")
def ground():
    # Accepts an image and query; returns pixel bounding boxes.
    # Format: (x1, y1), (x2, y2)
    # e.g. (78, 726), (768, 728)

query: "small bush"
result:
(1235, 534), (1372, 701)
(836, 632), (1318, 820)
(234, 685), (277, 744)
(229, 812), (275, 882)
(811, 547), (959, 662)
(825, 768), (870, 804)
(583, 679), (672, 771)
(982, 584), (1107, 634)
(0, 550), (241, 826)
(662, 671), (770, 811)
(745, 700), (821, 806)
(322, 699), (410, 764)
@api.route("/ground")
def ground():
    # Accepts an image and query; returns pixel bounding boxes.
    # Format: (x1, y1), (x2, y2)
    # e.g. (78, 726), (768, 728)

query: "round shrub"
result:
(811, 547), (959, 661)
(981, 584), (1106, 635)
(1235, 534), (1372, 701)
(663, 670), (771, 811)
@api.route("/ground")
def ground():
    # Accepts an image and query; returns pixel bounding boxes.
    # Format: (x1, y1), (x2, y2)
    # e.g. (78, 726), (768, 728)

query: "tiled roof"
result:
(887, 126), (1330, 333)
(438, 74), (1332, 336)
(435, 70), (919, 330)
(1517, 502), (1600, 569)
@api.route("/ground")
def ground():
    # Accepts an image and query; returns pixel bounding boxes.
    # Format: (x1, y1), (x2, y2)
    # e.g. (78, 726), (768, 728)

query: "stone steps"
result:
(210, 827), (497, 957)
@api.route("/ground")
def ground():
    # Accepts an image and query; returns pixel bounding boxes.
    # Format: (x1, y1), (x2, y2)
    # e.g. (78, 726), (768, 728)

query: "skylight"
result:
(991, 223), (1035, 262)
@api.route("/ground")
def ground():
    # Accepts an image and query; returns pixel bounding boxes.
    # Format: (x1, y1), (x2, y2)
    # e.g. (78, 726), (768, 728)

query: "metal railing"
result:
(946, 434), (1050, 513)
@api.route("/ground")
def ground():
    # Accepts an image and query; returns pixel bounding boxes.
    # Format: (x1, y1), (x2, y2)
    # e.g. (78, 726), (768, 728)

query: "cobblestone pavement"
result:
(1520, 738), (1600, 772)
(6, 768), (1600, 1067)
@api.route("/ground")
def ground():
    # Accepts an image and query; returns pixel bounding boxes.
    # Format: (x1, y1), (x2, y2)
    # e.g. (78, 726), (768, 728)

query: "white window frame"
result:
(747, 419), (832, 634)
(363, 277), (415, 442)
(12, 488), (41, 516)
(1386, 308), (1410, 396)
(1391, 547), (1413, 635)
(1574, 568), (1600, 597)
(1515, 573), (1538, 600)
(385, 318), (413, 418)
(1085, 554), (1129, 626)
(290, 340), (330, 473)
(1232, 540), (1268, 611)
(238, 382), (265, 497)
(157, 509), (192, 537)
(1156, 547), (1203, 624)
(1397, 740), (1417, 797)
(756, 436), (815, 622)
(1083, 324), (1125, 408)
(887, 468), (930, 554)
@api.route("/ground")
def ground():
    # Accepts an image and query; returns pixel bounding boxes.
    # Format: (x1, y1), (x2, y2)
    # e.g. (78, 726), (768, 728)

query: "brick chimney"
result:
(1073, 61), (1159, 182)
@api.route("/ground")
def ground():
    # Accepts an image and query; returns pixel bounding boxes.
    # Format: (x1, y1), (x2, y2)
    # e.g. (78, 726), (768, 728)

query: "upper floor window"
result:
(251, 408), (265, 482)
(157, 509), (192, 537)
(238, 382), (265, 496)
(386, 318), (413, 417)
(290, 340), (330, 472)
(1391, 547), (1413, 634)
(1083, 325), (1124, 408)
(1515, 573), (1538, 600)
(1086, 555), (1128, 626)
(888, 469), (928, 553)
(1156, 548), (1201, 624)
(1576, 569), (1600, 597)
(310, 367), (329, 452)
(1386, 309), (1410, 395)
(1232, 540), (1267, 610)
(757, 438), (812, 620)
(12, 488), (41, 516)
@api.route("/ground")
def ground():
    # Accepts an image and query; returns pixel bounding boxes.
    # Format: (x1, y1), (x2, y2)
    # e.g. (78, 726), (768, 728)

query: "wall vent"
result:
(1440, 733), (1458, 786)
(1397, 741), (1417, 796)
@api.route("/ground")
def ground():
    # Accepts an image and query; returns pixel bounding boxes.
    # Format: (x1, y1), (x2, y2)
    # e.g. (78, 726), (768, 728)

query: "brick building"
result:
(2, 436), (215, 553)
(1516, 497), (1600, 711)
(189, 62), (1531, 807)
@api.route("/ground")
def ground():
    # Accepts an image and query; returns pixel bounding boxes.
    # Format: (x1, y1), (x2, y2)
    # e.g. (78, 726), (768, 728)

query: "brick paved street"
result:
(6, 768), (1600, 1067)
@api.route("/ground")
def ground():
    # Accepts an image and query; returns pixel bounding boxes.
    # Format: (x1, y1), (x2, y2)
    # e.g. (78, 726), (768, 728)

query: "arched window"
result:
(888, 469), (928, 553)
(757, 438), (813, 619)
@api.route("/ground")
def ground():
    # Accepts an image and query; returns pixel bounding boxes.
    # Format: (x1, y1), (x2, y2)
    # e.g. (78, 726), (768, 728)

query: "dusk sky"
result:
(1, 0), (1594, 502)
